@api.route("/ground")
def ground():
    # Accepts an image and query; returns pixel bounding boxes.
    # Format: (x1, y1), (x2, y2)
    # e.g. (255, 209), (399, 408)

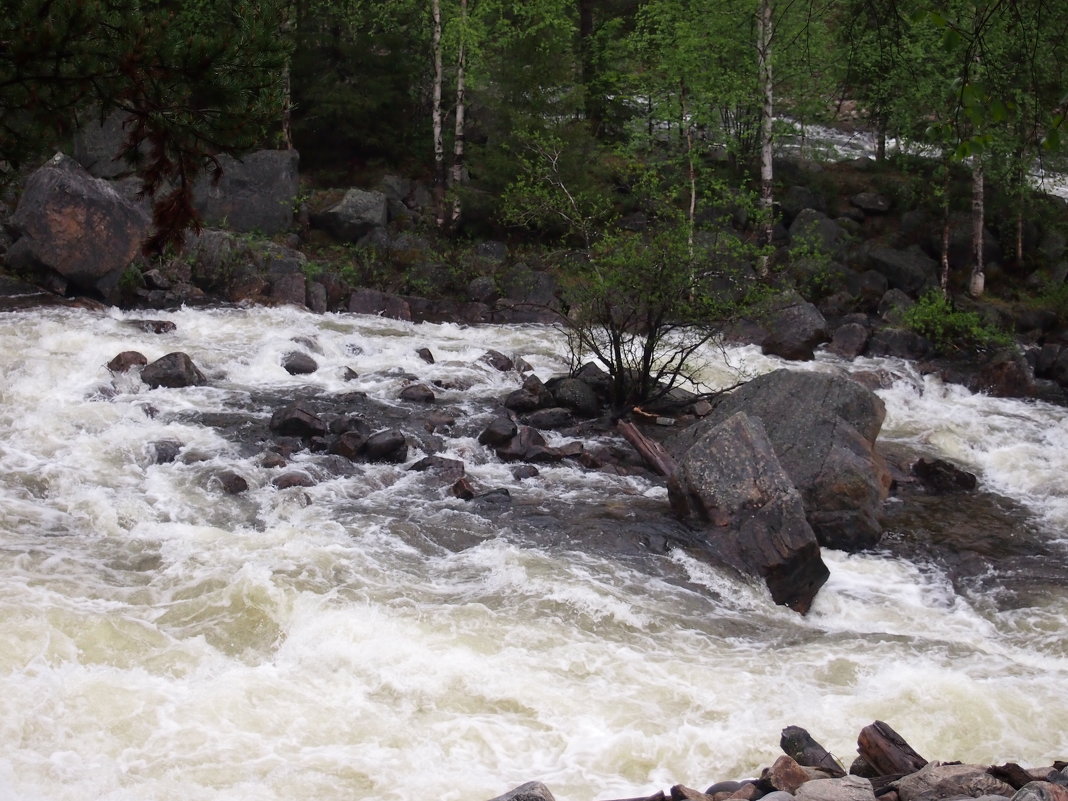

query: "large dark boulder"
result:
(310, 188), (388, 242)
(669, 369), (891, 551)
(141, 352), (207, 389)
(760, 292), (830, 361)
(270, 401), (326, 438)
(789, 208), (850, 260)
(865, 244), (938, 295)
(6, 153), (150, 295)
(347, 289), (412, 321)
(671, 411), (830, 614)
(192, 150), (299, 235)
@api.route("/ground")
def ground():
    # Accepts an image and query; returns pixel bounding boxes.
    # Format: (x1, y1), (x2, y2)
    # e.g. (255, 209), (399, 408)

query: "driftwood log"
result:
(857, 721), (928, 776)
(617, 419), (678, 479)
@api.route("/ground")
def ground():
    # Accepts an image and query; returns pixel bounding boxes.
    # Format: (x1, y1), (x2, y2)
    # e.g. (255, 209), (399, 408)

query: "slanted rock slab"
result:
(796, 776), (876, 801)
(671, 410), (829, 613)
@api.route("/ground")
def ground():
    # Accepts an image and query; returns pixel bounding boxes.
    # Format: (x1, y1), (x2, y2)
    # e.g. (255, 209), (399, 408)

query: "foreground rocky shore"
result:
(485, 722), (1067, 801)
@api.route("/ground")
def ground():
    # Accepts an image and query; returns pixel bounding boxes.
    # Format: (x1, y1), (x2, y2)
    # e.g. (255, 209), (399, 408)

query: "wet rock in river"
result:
(671, 411), (829, 614)
(215, 470), (248, 494)
(409, 455), (464, 481)
(272, 470), (315, 489)
(126, 319), (177, 334)
(363, 429), (408, 463)
(150, 440), (182, 464)
(480, 349), (514, 372)
(669, 369), (890, 553)
(485, 782), (556, 801)
(282, 351), (318, 375)
(548, 376), (601, 417)
(780, 726), (846, 777)
(399, 383), (435, 403)
(911, 457), (977, 493)
(141, 352), (207, 388)
(479, 416), (517, 447)
(270, 401), (327, 438)
(107, 350), (147, 372)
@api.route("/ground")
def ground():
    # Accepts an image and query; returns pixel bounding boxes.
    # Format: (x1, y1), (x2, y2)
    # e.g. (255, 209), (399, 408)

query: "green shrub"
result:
(902, 290), (1012, 352)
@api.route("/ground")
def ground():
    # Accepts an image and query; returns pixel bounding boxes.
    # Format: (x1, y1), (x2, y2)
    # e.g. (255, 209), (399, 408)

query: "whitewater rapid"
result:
(0, 305), (1065, 801)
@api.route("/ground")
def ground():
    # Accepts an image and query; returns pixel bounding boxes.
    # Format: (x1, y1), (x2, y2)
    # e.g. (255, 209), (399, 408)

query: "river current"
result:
(0, 305), (1065, 801)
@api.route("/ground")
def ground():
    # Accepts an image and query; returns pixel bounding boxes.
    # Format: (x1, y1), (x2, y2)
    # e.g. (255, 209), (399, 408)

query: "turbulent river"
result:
(1, 305), (1066, 801)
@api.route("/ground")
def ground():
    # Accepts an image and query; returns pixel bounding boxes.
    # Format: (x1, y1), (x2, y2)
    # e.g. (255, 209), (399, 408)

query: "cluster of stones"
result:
(102, 312), (984, 616)
(485, 723), (1067, 801)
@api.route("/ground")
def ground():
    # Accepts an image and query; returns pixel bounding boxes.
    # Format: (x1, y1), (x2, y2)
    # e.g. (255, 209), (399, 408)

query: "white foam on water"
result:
(1, 307), (1067, 801)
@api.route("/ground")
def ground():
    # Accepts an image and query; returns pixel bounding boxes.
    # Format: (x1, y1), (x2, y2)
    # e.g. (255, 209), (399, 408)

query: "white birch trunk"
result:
(969, 160), (985, 297)
(432, 0), (446, 229)
(449, 0), (468, 229)
(757, 0), (774, 276)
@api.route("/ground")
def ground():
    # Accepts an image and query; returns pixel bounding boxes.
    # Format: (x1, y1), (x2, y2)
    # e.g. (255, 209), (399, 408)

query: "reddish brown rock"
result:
(107, 351), (148, 373)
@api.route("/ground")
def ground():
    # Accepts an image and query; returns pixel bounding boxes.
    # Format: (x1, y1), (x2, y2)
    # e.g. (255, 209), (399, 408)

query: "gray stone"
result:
(270, 272), (307, 307)
(311, 188), (388, 242)
(1013, 784), (1068, 801)
(851, 192), (891, 213)
(867, 244), (938, 295)
(347, 289), (412, 321)
(282, 351), (318, 375)
(671, 411), (830, 613)
(894, 763), (1016, 801)
(526, 407), (574, 430)
(760, 292), (830, 361)
(150, 440), (182, 464)
(867, 328), (931, 360)
(796, 776), (876, 801)
(484, 781), (556, 801)
(789, 208), (850, 260)
(364, 429), (408, 463)
(478, 417), (517, 447)
(668, 369), (890, 552)
(269, 401), (326, 438)
(399, 383), (435, 403)
(480, 350), (514, 372)
(108, 351), (148, 373)
(829, 322), (869, 360)
(192, 149), (299, 235)
(551, 377), (601, 417)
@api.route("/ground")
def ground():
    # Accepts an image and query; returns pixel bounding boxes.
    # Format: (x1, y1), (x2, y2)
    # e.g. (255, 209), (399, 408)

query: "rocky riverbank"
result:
(486, 723), (1067, 801)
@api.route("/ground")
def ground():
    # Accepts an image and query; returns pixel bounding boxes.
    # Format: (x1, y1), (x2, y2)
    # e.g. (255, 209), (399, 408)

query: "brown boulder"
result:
(141, 352), (206, 389)
(8, 153), (150, 294)
(108, 351), (148, 373)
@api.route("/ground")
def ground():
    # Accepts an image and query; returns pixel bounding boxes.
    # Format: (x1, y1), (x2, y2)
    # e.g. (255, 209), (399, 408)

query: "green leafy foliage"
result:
(1, 0), (290, 251)
(902, 290), (1011, 353)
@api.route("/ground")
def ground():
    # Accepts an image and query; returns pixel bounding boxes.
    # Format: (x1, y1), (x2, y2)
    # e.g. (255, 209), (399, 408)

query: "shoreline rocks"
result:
(484, 723), (1066, 801)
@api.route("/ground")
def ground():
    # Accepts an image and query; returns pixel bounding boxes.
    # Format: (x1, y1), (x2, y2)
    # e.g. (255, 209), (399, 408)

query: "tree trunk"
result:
(939, 167), (951, 294)
(757, 0), (774, 276)
(969, 159), (985, 297)
(578, 0), (600, 133)
(449, 0), (468, 229)
(431, 0), (447, 229)
(680, 79), (696, 256)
